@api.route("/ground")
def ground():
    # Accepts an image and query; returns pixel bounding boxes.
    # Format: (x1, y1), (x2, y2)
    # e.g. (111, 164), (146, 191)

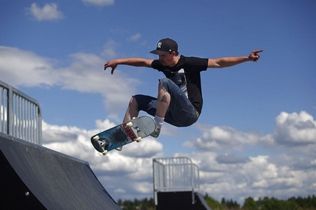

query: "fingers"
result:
(253, 49), (264, 54)
(253, 54), (260, 61)
(104, 62), (116, 74)
(104, 66), (115, 74)
(250, 49), (263, 62)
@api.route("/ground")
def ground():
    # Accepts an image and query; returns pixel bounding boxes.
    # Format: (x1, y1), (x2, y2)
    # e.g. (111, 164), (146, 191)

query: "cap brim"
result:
(150, 49), (169, 55)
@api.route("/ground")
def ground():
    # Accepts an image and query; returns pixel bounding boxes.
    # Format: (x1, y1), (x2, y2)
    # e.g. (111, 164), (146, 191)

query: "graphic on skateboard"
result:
(91, 116), (156, 155)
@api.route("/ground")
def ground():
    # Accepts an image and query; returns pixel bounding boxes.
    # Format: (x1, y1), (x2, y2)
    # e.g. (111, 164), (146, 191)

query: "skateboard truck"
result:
(124, 122), (142, 142)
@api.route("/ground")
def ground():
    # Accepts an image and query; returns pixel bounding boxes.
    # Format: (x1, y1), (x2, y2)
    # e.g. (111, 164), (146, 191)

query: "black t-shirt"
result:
(151, 55), (208, 114)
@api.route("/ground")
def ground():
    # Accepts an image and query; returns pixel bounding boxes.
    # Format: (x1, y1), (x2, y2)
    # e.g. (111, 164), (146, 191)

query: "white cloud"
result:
(185, 111), (316, 202)
(0, 46), (58, 87)
(188, 111), (316, 150)
(121, 138), (163, 158)
(274, 111), (316, 145)
(28, 3), (63, 21)
(194, 151), (315, 203)
(82, 0), (114, 7)
(59, 51), (138, 114)
(188, 125), (260, 151)
(0, 46), (138, 115)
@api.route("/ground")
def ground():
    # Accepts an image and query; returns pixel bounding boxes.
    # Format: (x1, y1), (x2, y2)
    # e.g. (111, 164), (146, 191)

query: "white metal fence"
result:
(153, 157), (200, 204)
(0, 80), (42, 144)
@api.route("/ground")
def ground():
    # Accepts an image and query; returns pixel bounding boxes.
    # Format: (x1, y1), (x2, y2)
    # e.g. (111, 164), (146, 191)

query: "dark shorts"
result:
(133, 78), (199, 127)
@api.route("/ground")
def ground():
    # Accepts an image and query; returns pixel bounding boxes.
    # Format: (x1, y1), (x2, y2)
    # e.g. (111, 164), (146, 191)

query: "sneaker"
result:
(150, 126), (161, 138)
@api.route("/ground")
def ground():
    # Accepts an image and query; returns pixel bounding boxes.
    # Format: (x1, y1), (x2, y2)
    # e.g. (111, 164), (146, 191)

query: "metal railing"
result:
(0, 80), (42, 144)
(153, 157), (200, 204)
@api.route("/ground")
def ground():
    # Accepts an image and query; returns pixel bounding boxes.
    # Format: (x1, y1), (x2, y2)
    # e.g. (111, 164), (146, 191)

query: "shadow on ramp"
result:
(0, 134), (120, 210)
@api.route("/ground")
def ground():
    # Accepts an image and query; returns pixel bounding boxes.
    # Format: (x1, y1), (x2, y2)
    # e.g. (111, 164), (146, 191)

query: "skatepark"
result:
(1, 80), (210, 209)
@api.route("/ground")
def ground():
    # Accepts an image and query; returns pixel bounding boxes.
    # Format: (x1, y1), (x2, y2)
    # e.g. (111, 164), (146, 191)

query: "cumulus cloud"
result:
(195, 151), (315, 203)
(28, 2), (63, 21)
(240, 155), (307, 195)
(0, 46), (137, 115)
(274, 111), (316, 145)
(188, 111), (316, 150)
(0, 46), (57, 87)
(186, 111), (316, 202)
(59, 52), (138, 114)
(188, 125), (260, 151)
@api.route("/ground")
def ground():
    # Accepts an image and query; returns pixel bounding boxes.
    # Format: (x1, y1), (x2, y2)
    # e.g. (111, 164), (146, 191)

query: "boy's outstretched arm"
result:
(207, 50), (263, 69)
(104, 58), (153, 74)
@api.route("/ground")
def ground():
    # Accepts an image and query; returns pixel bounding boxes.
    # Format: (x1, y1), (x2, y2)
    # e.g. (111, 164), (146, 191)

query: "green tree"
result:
(204, 194), (224, 210)
(243, 197), (257, 210)
(221, 198), (240, 209)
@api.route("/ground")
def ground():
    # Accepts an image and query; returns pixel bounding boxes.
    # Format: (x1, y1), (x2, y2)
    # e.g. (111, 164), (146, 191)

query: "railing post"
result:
(8, 86), (13, 136)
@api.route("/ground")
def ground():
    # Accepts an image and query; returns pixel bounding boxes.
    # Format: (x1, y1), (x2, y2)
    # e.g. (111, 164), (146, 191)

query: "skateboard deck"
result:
(91, 116), (156, 155)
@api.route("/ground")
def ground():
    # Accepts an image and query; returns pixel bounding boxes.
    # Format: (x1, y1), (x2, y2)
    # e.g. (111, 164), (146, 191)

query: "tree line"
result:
(205, 194), (316, 210)
(117, 194), (316, 210)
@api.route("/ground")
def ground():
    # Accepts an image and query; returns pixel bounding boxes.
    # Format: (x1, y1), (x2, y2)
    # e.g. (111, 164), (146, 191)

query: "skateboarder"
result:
(104, 38), (262, 138)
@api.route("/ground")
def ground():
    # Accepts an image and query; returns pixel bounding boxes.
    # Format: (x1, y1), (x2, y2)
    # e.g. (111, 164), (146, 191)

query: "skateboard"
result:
(91, 116), (156, 155)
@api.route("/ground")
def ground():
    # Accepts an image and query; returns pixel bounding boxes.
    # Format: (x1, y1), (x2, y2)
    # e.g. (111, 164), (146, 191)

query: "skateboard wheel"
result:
(135, 137), (142, 142)
(92, 135), (100, 140)
(115, 146), (123, 151)
(102, 150), (108, 155)
(126, 122), (133, 127)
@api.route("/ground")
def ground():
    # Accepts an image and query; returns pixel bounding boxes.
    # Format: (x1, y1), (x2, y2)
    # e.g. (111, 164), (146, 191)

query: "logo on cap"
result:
(157, 42), (162, 49)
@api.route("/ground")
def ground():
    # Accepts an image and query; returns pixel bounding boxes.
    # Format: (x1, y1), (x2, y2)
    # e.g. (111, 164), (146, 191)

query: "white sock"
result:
(154, 116), (164, 128)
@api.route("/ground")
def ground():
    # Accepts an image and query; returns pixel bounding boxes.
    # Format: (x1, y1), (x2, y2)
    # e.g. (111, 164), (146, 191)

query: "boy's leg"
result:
(151, 80), (172, 137)
(155, 82), (171, 118)
(123, 96), (139, 123)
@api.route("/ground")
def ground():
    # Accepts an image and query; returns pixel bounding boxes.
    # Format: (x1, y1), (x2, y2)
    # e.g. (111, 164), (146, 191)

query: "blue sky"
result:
(1, 0), (316, 203)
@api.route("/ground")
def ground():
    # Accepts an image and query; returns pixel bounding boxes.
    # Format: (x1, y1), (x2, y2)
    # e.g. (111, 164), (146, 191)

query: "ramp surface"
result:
(0, 134), (120, 210)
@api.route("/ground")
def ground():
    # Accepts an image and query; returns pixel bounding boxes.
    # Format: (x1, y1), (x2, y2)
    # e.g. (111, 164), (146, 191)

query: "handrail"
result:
(0, 80), (42, 144)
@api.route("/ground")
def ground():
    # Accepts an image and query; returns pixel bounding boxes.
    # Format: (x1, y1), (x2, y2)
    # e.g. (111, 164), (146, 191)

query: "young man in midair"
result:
(104, 38), (262, 137)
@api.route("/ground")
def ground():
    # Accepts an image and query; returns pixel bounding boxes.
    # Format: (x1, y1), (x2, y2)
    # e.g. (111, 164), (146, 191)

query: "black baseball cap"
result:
(150, 38), (178, 55)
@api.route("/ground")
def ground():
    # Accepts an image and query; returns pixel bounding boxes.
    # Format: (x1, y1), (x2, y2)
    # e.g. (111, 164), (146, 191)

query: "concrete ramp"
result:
(0, 134), (120, 210)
